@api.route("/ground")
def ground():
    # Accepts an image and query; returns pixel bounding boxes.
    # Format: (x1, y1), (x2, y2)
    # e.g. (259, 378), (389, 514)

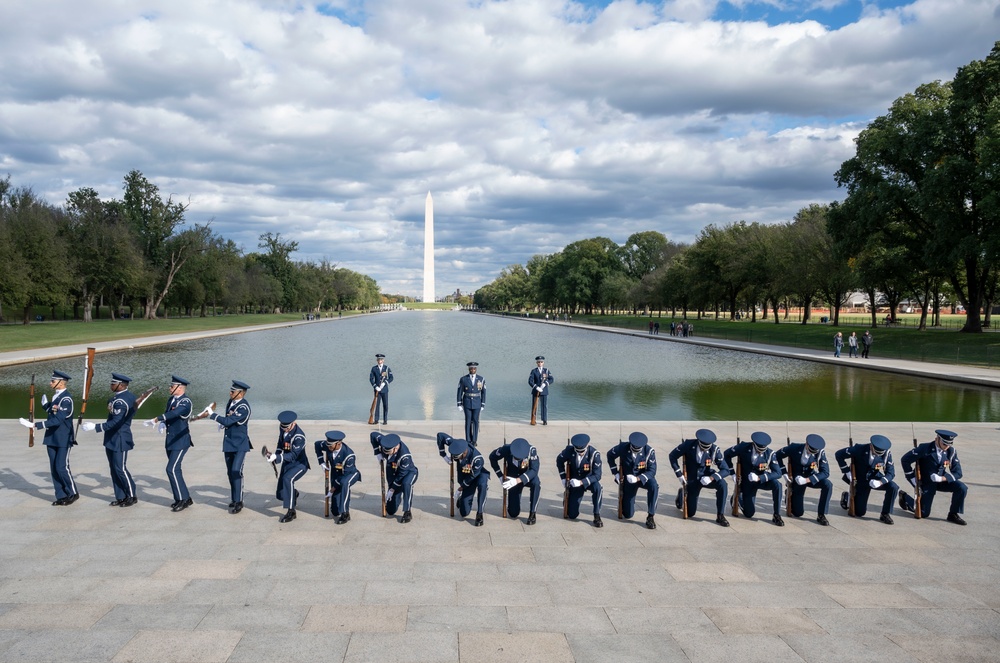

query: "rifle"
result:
(848, 423), (856, 517)
(450, 456), (456, 518)
(731, 421), (741, 517)
(190, 402), (217, 421)
(912, 423), (921, 519)
(379, 456), (387, 518)
(75, 347), (96, 437)
(135, 385), (159, 411)
(324, 460), (331, 519)
(785, 422), (792, 516)
(530, 391), (538, 426)
(28, 374), (35, 448)
(369, 373), (387, 425)
(261, 444), (279, 478)
(617, 423), (623, 520)
(562, 428), (570, 518)
(680, 427), (688, 520)
(501, 425), (508, 518)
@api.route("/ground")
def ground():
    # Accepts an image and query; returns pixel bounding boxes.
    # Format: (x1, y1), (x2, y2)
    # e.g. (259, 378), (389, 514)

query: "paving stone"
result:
(673, 632), (805, 663)
(665, 562), (761, 582)
(887, 634), (1000, 662)
(817, 583), (933, 608)
(345, 631), (458, 662)
(407, 605), (509, 632)
(92, 604), (214, 630)
(802, 607), (931, 635)
(1, 629), (136, 663)
(197, 603), (310, 630)
(111, 629), (242, 663)
(457, 631), (574, 663)
(782, 634), (917, 662)
(0, 603), (112, 629)
(506, 606), (616, 634)
(703, 607), (825, 635)
(566, 633), (690, 662)
(151, 559), (250, 580)
(605, 606), (719, 636)
(227, 631), (352, 662)
(302, 604), (407, 632)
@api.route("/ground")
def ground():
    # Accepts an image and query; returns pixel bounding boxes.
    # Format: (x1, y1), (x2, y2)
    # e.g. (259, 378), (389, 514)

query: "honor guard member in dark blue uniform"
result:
(144, 375), (194, 511)
(835, 434), (899, 524)
(316, 430), (361, 524)
(371, 432), (418, 523)
(370, 353), (393, 425)
(268, 410), (310, 523)
(775, 434), (833, 525)
(724, 431), (785, 526)
(489, 437), (541, 524)
(556, 433), (603, 527)
(20, 370), (78, 505)
(607, 432), (658, 529)
(82, 373), (138, 507)
(457, 362), (486, 445)
(899, 429), (967, 525)
(438, 434), (490, 526)
(207, 380), (253, 514)
(528, 356), (554, 425)
(669, 429), (733, 527)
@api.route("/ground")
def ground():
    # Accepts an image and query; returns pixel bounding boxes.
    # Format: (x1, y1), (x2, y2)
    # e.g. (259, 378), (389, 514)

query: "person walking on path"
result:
(833, 332), (843, 358)
(848, 332), (859, 358)
(861, 330), (873, 358)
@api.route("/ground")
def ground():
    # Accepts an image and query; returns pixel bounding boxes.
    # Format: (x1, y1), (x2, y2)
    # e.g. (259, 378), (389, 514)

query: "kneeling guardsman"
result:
(489, 438), (540, 524)
(371, 432), (418, 523)
(82, 373), (138, 507)
(836, 434), (899, 525)
(725, 431), (784, 526)
(557, 433), (603, 527)
(899, 429), (967, 525)
(316, 430), (360, 524)
(607, 432), (658, 529)
(20, 370), (78, 506)
(439, 433), (489, 526)
(269, 410), (310, 523)
(145, 375), (194, 512)
(669, 428), (732, 527)
(775, 433), (833, 526)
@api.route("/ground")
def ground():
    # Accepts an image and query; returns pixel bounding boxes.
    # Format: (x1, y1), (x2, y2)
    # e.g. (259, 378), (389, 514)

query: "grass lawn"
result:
(0, 312), (362, 352)
(558, 312), (1000, 368)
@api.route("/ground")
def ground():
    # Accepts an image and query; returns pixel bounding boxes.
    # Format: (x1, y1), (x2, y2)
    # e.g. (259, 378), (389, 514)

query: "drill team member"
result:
(206, 380), (252, 514)
(528, 356), (553, 425)
(457, 362), (486, 445)
(669, 428), (732, 527)
(269, 410), (310, 523)
(775, 433), (833, 526)
(439, 433), (490, 526)
(607, 432), (658, 529)
(836, 434), (899, 525)
(556, 433), (603, 527)
(19, 370), (78, 506)
(316, 430), (361, 524)
(144, 375), (194, 511)
(369, 353), (393, 425)
(490, 437), (541, 524)
(371, 432), (418, 523)
(82, 373), (138, 507)
(899, 429), (967, 525)
(724, 431), (784, 526)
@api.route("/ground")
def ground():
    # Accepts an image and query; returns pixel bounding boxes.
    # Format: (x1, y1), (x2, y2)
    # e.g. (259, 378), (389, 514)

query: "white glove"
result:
(457, 404), (463, 410)
(320, 462), (330, 472)
(326, 491), (334, 498)
(535, 386), (543, 392)
(795, 475), (809, 486)
(443, 455), (452, 465)
(909, 477), (917, 487)
(82, 422), (96, 432)
(502, 478), (518, 490)
(678, 475), (687, 486)
(869, 479), (883, 488)
(480, 404), (484, 410)
(18, 417), (34, 429)
(41, 394), (49, 407)
(700, 476), (713, 486)
(386, 489), (394, 502)
(198, 404), (214, 418)
(747, 472), (759, 483)
(267, 453), (277, 463)
(376, 386), (382, 392)
(626, 474), (638, 484)
(157, 422), (165, 434)
(612, 472), (620, 485)
(454, 488), (462, 503)
(930, 473), (946, 483)
(375, 453), (384, 462)
(569, 478), (583, 488)
(561, 479), (567, 488)
(843, 471), (852, 483)
(143, 418), (157, 427)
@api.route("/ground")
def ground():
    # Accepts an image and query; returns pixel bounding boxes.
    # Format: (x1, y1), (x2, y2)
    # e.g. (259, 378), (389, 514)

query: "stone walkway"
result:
(1, 419), (997, 662)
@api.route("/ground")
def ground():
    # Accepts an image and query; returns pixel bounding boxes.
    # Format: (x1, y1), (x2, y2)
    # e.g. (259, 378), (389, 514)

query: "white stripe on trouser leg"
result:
(403, 474), (417, 511)
(238, 455), (246, 502)
(288, 468), (306, 508)
(121, 451), (134, 498)
(65, 451), (77, 495)
(167, 450), (182, 500)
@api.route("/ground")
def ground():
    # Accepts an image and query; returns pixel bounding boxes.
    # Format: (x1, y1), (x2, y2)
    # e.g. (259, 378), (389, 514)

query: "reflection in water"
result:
(0, 311), (997, 422)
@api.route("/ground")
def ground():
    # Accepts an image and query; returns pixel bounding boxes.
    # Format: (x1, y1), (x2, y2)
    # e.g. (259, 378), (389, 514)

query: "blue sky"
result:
(1, 0), (997, 297)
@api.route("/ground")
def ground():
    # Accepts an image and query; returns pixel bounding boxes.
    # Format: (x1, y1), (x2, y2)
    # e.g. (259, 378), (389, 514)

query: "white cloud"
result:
(0, 0), (997, 297)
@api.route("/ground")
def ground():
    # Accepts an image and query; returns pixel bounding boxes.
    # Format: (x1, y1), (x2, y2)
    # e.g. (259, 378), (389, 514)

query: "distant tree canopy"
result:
(0, 171), (381, 323)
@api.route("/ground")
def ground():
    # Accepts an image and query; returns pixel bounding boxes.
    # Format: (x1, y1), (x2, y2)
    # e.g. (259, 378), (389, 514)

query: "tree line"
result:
(475, 42), (1000, 333)
(0, 170), (381, 323)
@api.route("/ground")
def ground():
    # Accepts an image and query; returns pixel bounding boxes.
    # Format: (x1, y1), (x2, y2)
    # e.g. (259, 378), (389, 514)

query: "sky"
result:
(1, 1), (998, 298)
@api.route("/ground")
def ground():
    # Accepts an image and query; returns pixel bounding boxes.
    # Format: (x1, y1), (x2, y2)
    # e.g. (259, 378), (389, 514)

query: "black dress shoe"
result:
(52, 498), (67, 506)
(279, 509), (297, 523)
(120, 496), (137, 507)
(817, 514), (829, 526)
(879, 513), (894, 525)
(593, 514), (603, 528)
(474, 513), (484, 527)
(772, 514), (785, 527)
(645, 514), (656, 530)
(840, 492), (849, 510)
(110, 499), (123, 506)
(542, 421), (547, 426)
(228, 501), (236, 509)
(65, 493), (79, 505)
(526, 512), (536, 525)
(382, 421), (387, 425)
(231, 501), (243, 514)
(172, 497), (193, 512)
(336, 512), (351, 524)
(675, 490), (683, 510)
(401, 510), (412, 524)
(170, 501), (181, 510)
(947, 512), (967, 526)
(716, 514), (730, 527)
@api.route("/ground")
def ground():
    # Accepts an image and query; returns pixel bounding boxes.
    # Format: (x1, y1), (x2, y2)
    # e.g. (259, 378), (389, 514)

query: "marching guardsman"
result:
(268, 410), (311, 523)
(144, 375), (194, 512)
(724, 431), (784, 526)
(775, 433), (833, 525)
(457, 362), (486, 445)
(371, 432), (419, 523)
(316, 430), (361, 524)
(607, 432), (658, 529)
(439, 434), (490, 526)
(489, 437), (540, 524)
(669, 428), (732, 527)
(81, 373), (138, 507)
(835, 434), (899, 525)
(899, 429), (967, 525)
(369, 353), (393, 425)
(556, 433), (603, 527)
(19, 370), (78, 506)
(528, 356), (554, 425)
(206, 380), (252, 514)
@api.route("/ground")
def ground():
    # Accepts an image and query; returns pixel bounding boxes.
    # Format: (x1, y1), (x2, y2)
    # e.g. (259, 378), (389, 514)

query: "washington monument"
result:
(423, 191), (435, 303)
